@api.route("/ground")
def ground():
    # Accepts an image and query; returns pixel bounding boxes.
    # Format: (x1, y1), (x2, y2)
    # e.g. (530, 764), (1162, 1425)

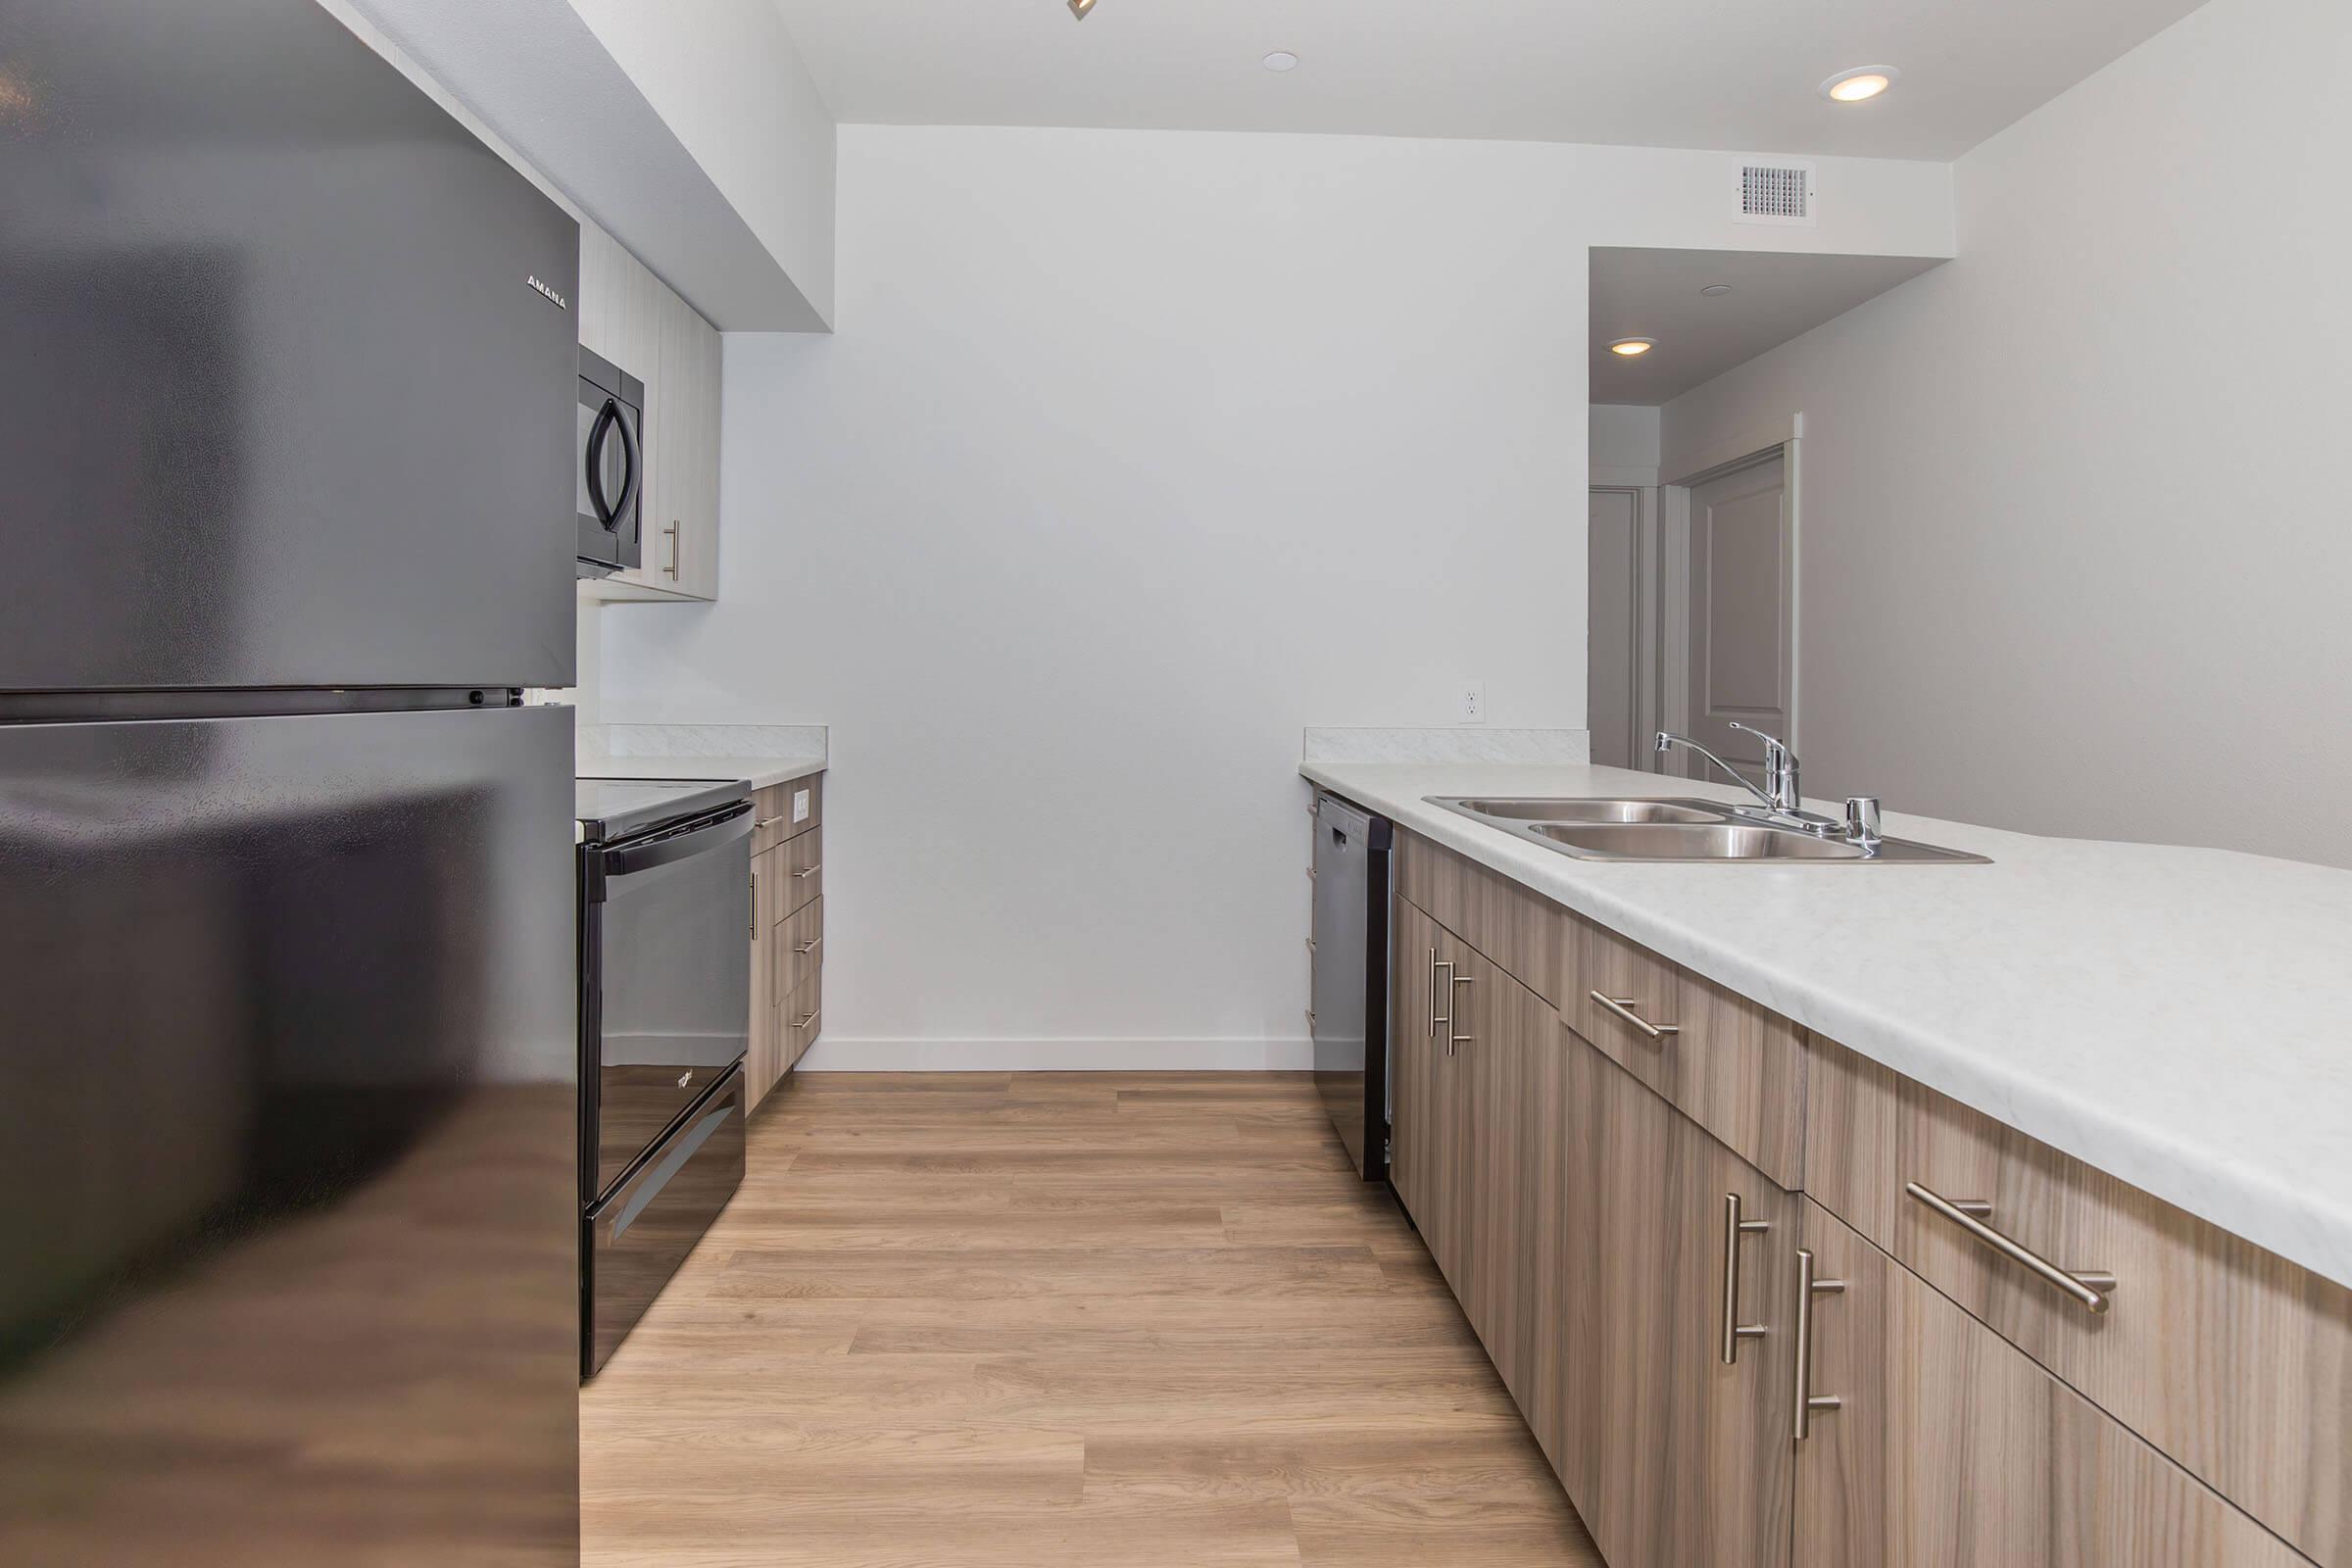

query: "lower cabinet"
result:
(1572, 1014), (1795, 1568)
(1795, 1198), (2305, 1567)
(745, 839), (782, 1108)
(745, 777), (826, 1109)
(1384, 847), (2320, 1568)
(1390, 902), (1466, 1292)
(1391, 898), (1796, 1568)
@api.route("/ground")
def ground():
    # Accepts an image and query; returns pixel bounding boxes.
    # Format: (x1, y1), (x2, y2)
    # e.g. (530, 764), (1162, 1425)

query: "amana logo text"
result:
(526, 273), (568, 311)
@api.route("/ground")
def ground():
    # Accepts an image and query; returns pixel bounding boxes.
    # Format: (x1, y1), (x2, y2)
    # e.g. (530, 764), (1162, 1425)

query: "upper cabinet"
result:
(577, 220), (723, 604)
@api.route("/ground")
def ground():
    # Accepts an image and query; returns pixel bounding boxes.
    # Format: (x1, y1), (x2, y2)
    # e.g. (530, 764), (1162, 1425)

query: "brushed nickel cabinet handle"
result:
(794, 935), (823, 956)
(793, 863), (823, 879)
(1449, 972), (1474, 1052)
(1720, 1193), (1769, 1364)
(663, 521), (681, 579)
(749, 872), (759, 939)
(1590, 990), (1680, 1040)
(795, 1006), (821, 1031)
(755, 813), (787, 829)
(1905, 1181), (2116, 1314)
(1433, 958), (1456, 1054)
(1793, 1248), (1847, 1440)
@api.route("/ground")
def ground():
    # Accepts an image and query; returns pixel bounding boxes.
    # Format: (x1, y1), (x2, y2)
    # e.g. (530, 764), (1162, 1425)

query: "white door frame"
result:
(1659, 424), (1802, 776)
(1588, 482), (1661, 769)
(1589, 450), (1662, 773)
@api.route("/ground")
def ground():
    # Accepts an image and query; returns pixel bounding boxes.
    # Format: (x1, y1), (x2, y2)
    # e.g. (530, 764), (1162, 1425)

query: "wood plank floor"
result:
(580, 1071), (1601, 1567)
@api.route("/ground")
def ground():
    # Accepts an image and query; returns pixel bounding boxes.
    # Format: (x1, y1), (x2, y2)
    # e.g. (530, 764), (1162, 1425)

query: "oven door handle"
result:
(602, 803), (753, 878)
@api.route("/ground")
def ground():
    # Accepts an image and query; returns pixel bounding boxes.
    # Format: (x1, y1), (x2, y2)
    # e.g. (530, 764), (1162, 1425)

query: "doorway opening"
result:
(1585, 245), (1942, 782)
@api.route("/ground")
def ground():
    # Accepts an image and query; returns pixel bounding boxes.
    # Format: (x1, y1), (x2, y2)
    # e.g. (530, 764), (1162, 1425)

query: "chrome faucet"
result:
(1729, 722), (1801, 814)
(1654, 726), (1846, 836)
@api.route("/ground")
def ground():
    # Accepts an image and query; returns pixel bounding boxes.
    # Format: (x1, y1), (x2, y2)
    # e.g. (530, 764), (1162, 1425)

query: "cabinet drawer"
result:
(1566, 917), (1805, 1188)
(1395, 831), (1568, 1005)
(752, 774), (822, 854)
(780, 972), (822, 1070)
(1892, 1082), (2351, 1566)
(1796, 1197), (2310, 1568)
(776, 897), (823, 1000)
(774, 827), (823, 918)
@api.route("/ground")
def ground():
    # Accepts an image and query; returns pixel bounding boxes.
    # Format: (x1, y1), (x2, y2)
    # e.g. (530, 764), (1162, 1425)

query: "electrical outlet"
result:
(1458, 682), (1486, 725)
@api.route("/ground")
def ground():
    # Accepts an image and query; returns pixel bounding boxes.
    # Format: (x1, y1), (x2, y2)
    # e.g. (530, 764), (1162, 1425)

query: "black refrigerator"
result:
(0, 2), (582, 1561)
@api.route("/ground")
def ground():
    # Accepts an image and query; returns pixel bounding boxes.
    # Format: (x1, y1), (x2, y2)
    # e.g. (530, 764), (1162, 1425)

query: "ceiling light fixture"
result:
(1609, 338), (1656, 358)
(1263, 51), (1299, 73)
(1700, 284), (1733, 297)
(1068, 0), (1096, 18)
(1820, 66), (1899, 103)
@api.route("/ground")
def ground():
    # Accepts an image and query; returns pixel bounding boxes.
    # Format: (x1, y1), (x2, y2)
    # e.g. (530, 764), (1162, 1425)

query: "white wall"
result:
(1590, 405), (1663, 477)
(1660, 0), (2352, 868)
(566, 0), (837, 326)
(600, 124), (1951, 1065)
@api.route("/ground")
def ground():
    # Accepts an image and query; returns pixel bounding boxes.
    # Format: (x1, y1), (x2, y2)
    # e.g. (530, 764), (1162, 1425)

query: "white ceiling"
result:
(1590, 248), (1946, 406)
(770, 0), (2204, 162)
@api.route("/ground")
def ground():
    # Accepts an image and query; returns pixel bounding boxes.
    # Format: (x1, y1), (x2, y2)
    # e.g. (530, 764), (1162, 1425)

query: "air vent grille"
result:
(1736, 162), (1816, 226)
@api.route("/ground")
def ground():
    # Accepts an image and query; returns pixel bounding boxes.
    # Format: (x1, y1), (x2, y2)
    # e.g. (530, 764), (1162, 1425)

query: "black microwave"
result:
(576, 346), (644, 578)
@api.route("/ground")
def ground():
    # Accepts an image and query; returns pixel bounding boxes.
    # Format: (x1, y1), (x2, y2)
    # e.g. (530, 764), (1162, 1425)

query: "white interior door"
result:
(1684, 453), (1791, 776)
(1588, 489), (1642, 770)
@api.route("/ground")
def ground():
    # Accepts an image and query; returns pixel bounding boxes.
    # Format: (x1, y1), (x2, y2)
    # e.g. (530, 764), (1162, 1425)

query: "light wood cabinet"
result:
(1568, 911), (1807, 1188)
(777, 824), (823, 917)
(1383, 831), (2328, 1568)
(1577, 1040), (1796, 1568)
(745, 775), (827, 1107)
(745, 843), (781, 1111)
(776, 898), (823, 1001)
(576, 218), (722, 604)
(1795, 1197), (2308, 1567)
(1396, 831), (1569, 1005)
(1524, 1006), (1597, 1490)
(1892, 1076), (2351, 1566)
(754, 775), (822, 858)
(576, 220), (661, 380)
(1391, 906), (1477, 1295)
(1806, 1037), (2351, 1566)
(780, 970), (822, 1072)
(639, 286), (721, 599)
(1388, 900), (1440, 1254)
(1458, 940), (1542, 1405)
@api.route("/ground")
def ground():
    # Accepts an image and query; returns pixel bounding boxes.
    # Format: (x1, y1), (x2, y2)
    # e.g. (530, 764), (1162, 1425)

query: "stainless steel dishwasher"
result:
(1310, 793), (1394, 1181)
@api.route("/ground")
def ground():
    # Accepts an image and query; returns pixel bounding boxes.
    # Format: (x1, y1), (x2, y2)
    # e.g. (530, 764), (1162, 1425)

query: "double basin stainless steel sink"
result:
(1427, 796), (1988, 863)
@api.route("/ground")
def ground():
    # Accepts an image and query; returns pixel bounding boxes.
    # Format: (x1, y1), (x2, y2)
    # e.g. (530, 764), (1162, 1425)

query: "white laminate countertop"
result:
(1301, 759), (2352, 1291)
(577, 754), (826, 792)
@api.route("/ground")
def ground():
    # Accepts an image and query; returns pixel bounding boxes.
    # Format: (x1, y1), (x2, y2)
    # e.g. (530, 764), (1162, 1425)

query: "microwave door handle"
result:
(585, 397), (622, 530)
(611, 398), (639, 529)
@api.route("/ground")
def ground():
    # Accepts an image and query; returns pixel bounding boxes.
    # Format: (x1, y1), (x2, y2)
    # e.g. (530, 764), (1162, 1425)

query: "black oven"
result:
(576, 345), (644, 578)
(577, 778), (751, 1375)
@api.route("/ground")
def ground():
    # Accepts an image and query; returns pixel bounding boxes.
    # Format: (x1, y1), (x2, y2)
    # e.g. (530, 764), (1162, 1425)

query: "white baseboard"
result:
(792, 1037), (1317, 1072)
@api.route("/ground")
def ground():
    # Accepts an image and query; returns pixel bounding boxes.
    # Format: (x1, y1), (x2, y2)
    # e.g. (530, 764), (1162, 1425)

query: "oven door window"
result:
(593, 825), (750, 1198)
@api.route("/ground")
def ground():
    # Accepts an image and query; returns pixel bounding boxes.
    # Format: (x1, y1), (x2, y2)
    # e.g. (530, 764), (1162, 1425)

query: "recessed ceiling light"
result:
(1820, 66), (1899, 103)
(1699, 284), (1733, 297)
(1263, 51), (1299, 73)
(1609, 338), (1655, 358)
